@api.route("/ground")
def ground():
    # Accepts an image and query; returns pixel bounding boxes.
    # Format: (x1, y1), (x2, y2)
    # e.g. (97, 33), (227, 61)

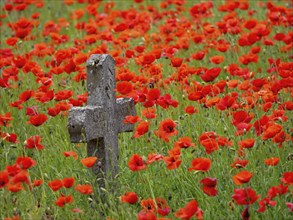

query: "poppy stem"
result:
(145, 169), (158, 208)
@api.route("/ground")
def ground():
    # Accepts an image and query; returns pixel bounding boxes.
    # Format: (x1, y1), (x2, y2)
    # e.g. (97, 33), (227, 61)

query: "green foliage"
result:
(0, 0), (292, 219)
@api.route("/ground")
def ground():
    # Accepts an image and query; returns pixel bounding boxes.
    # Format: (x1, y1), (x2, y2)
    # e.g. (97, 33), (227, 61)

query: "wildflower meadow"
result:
(0, 0), (292, 219)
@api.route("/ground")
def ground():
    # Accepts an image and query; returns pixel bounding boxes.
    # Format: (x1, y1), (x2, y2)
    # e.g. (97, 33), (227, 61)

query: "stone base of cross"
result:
(68, 54), (136, 191)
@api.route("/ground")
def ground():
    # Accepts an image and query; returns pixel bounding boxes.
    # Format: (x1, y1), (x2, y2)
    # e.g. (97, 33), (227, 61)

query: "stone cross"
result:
(68, 54), (136, 189)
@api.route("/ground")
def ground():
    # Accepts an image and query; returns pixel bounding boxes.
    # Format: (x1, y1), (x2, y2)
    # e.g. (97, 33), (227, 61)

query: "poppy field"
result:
(0, 0), (293, 219)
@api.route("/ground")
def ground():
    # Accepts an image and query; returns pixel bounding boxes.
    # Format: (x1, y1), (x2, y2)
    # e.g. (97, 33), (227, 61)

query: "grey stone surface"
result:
(68, 54), (136, 189)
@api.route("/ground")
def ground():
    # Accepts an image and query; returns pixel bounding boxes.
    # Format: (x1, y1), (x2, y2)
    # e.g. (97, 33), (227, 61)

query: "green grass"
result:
(0, 0), (292, 219)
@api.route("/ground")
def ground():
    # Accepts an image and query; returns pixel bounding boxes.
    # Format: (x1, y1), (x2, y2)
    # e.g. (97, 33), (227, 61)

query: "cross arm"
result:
(116, 98), (136, 133)
(68, 107), (86, 143)
(68, 106), (104, 143)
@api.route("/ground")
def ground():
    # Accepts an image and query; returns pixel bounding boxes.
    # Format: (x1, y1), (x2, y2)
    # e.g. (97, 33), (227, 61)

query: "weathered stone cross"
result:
(68, 54), (136, 189)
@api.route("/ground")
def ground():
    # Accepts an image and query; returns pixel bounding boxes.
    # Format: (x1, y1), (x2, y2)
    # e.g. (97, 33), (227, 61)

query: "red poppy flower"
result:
(174, 200), (198, 220)
(217, 136), (233, 147)
(48, 179), (63, 191)
(19, 90), (34, 102)
(242, 206), (250, 220)
(140, 198), (156, 211)
(203, 23), (216, 34)
(121, 192), (139, 204)
(11, 170), (30, 184)
(56, 102), (71, 111)
(69, 98), (83, 107)
(62, 177), (75, 188)
(154, 118), (178, 142)
(7, 182), (23, 192)
(192, 33), (204, 43)
(272, 131), (287, 146)
(263, 102), (273, 112)
(216, 39), (230, 52)
(137, 209), (156, 220)
(123, 115), (141, 124)
(209, 55), (225, 64)
(27, 114), (48, 126)
(0, 112), (13, 127)
(168, 147), (181, 157)
(2, 132), (19, 143)
(128, 154), (146, 171)
(25, 135), (44, 150)
(55, 194), (73, 207)
(262, 124), (282, 140)
(264, 157), (280, 166)
(6, 164), (21, 177)
(257, 197), (276, 213)
(63, 151), (78, 160)
(80, 157), (97, 168)
(191, 51), (205, 60)
(285, 202), (293, 212)
(188, 91), (203, 101)
(163, 155), (182, 170)
(48, 106), (61, 117)
(227, 79), (238, 88)
(238, 138), (255, 149)
(235, 123), (253, 136)
(12, 55), (25, 70)
(146, 153), (163, 165)
(26, 106), (38, 116)
(283, 101), (293, 110)
(133, 121), (150, 138)
(147, 88), (161, 101)
(156, 94), (178, 109)
(73, 71), (86, 82)
(267, 184), (288, 198)
(15, 28), (31, 39)
(232, 111), (253, 126)
(72, 208), (83, 213)
(0, 170), (9, 188)
(135, 45), (145, 53)
(233, 170), (253, 185)
(114, 23), (128, 32)
(232, 188), (260, 205)
(200, 138), (219, 154)
(171, 57), (183, 67)
(174, 136), (195, 149)
(254, 115), (269, 136)
(64, 59), (76, 74)
(75, 184), (93, 194)
(156, 197), (170, 216)
(33, 179), (43, 187)
(54, 90), (73, 101)
(216, 94), (237, 111)
(6, 37), (18, 46)
(125, 50), (135, 58)
(184, 106), (198, 115)
(200, 177), (218, 196)
(16, 156), (36, 169)
(34, 90), (54, 103)
(201, 67), (221, 82)
(140, 54), (156, 66)
(116, 81), (133, 95)
(188, 158), (211, 172)
(280, 172), (293, 185)
(84, 35), (97, 45)
(141, 108), (156, 119)
(3, 3), (13, 11)
(243, 19), (258, 29)
(230, 158), (249, 169)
